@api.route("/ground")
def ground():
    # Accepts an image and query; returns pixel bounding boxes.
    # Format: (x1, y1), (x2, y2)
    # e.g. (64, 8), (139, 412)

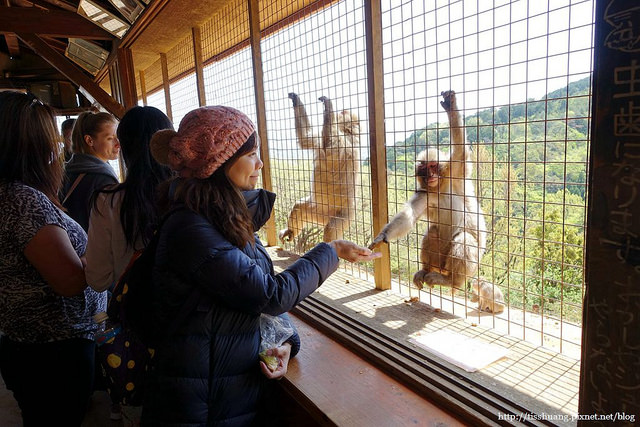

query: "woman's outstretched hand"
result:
(329, 240), (382, 262)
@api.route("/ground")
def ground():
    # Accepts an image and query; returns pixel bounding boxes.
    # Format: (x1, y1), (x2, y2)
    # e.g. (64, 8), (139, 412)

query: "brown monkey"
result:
(370, 90), (487, 291)
(279, 93), (360, 243)
(470, 279), (505, 313)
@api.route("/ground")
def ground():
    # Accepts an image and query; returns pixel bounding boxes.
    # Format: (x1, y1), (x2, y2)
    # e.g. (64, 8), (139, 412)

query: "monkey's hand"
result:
(440, 90), (457, 112)
(330, 240), (382, 263)
(278, 228), (294, 243)
(469, 291), (479, 303)
(288, 92), (300, 106)
(368, 231), (388, 250)
(412, 270), (429, 290)
(413, 270), (450, 289)
(318, 96), (333, 113)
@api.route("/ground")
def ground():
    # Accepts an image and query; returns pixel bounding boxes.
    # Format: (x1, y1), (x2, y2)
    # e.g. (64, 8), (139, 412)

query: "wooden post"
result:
(116, 47), (138, 109)
(108, 61), (123, 104)
(364, 0), (391, 290)
(160, 52), (173, 122)
(579, 0), (640, 422)
(139, 70), (148, 106)
(248, 0), (277, 247)
(192, 26), (207, 107)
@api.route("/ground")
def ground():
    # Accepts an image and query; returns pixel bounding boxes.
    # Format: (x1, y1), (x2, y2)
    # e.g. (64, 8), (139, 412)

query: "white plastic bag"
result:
(259, 314), (294, 371)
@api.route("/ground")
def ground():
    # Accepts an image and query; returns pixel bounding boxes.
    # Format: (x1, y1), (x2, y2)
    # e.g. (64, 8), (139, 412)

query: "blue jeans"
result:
(0, 335), (95, 427)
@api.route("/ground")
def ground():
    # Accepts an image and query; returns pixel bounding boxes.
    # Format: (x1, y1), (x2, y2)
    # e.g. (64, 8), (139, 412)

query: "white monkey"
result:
(370, 90), (488, 292)
(470, 279), (505, 313)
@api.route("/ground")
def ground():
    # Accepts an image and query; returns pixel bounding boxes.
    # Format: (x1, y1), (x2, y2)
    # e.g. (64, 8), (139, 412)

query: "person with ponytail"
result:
(61, 111), (120, 231)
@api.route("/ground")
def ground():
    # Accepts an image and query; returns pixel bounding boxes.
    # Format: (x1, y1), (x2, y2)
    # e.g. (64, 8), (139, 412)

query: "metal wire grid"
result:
(380, 0), (594, 356)
(201, 0), (257, 124)
(142, 59), (167, 115)
(166, 36), (199, 126)
(260, 0), (373, 279)
(201, 0), (250, 64)
(129, 0), (593, 359)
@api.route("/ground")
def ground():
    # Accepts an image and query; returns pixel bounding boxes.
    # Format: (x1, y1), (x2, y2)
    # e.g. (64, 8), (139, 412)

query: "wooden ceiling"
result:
(0, 3), (111, 80)
(0, 0), (331, 116)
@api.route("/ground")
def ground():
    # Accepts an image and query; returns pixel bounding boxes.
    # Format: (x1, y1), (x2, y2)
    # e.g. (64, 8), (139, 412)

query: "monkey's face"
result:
(416, 160), (442, 188)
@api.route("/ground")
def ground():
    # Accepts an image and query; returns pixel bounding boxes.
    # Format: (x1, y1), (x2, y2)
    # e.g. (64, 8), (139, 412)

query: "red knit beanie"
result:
(150, 106), (256, 179)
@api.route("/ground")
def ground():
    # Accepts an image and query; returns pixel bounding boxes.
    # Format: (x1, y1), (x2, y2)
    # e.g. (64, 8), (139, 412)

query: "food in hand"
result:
(259, 350), (279, 372)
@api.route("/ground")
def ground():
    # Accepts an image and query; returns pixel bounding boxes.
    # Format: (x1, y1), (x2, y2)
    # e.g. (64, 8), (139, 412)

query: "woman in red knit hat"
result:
(141, 106), (379, 426)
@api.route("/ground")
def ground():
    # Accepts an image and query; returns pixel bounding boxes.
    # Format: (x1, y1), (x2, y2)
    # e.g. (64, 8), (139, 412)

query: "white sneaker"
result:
(110, 403), (122, 420)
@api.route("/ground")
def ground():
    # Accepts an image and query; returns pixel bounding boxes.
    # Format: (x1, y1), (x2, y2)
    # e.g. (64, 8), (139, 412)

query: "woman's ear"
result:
(84, 134), (92, 147)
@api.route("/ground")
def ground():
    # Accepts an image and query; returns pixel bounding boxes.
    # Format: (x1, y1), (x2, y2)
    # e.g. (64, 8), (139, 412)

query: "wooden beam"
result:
(4, 0), (20, 57)
(139, 70), (147, 106)
(191, 26), (206, 107)
(38, 0), (76, 12)
(117, 47), (138, 109)
(120, 0), (171, 49)
(93, 39), (120, 84)
(160, 53), (172, 122)
(40, 36), (68, 51)
(248, 0), (277, 246)
(365, 0), (391, 290)
(0, 7), (114, 39)
(13, 0), (47, 8)
(26, 0), (67, 11)
(4, 33), (20, 57)
(16, 33), (125, 118)
(108, 62), (122, 104)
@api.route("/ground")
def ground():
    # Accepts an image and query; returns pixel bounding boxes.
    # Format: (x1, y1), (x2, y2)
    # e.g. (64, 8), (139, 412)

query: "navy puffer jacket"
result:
(141, 191), (338, 426)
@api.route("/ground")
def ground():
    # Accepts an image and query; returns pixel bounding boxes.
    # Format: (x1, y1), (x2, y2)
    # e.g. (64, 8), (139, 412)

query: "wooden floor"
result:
(268, 246), (581, 424)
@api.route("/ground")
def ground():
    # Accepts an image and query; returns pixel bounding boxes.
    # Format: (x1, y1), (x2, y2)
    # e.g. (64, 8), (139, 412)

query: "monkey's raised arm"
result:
(319, 96), (334, 150)
(369, 191), (429, 249)
(440, 90), (468, 181)
(289, 92), (320, 150)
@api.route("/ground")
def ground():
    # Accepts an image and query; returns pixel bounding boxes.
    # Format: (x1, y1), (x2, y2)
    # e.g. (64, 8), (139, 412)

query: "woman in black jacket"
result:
(143, 106), (378, 426)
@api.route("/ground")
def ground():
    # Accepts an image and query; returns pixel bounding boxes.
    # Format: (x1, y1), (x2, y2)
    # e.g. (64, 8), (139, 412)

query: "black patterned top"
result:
(0, 182), (106, 343)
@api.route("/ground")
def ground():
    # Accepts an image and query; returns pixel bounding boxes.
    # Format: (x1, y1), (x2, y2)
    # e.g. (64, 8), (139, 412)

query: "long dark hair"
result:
(160, 133), (258, 248)
(96, 106), (173, 247)
(0, 91), (64, 207)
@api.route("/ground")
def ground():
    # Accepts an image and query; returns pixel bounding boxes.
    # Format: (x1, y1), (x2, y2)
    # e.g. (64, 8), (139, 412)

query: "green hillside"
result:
(384, 76), (592, 199)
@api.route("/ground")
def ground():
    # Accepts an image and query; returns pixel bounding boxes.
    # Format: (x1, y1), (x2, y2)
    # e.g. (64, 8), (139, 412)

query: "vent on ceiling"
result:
(65, 38), (109, 75)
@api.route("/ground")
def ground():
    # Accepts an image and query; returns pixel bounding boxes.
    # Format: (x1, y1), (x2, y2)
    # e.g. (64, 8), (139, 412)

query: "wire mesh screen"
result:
(380, 0), (594, 356)
(166, 36), (199, 126)
(143, 59), (167, 115)
(261, 0), (372, 279)
(201, 0), (257, 124)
